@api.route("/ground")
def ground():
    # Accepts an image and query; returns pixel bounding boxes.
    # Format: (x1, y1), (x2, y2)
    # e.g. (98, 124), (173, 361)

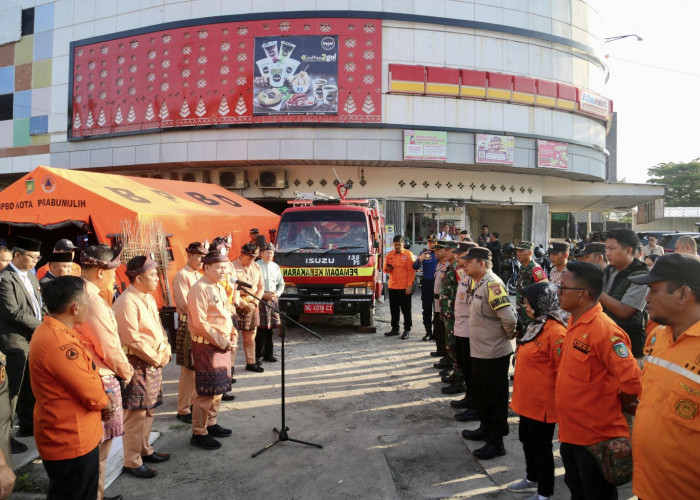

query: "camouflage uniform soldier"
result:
(515, 241), (548, 337)
(441, 241), (473, 395)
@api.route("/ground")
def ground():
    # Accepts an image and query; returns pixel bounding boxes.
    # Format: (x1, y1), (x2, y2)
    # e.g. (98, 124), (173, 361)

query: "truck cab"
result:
(274, 196), (384, 326)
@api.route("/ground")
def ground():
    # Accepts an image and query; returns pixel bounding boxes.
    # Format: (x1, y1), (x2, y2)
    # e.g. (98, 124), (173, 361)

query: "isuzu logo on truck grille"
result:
(305, 257), (335, 264)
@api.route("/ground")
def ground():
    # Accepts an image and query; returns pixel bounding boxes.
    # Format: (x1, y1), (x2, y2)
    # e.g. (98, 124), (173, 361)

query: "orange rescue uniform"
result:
(383, 249), (415, 289)
(511, 319), (566, 422)
(632, 321), (700, 500)
(29, 316), (108, 461)
(554, 303), (642, 445)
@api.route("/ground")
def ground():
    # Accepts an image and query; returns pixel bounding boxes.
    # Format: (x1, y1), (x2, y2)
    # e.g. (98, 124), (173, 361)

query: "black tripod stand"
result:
(250, 294), (323, 458)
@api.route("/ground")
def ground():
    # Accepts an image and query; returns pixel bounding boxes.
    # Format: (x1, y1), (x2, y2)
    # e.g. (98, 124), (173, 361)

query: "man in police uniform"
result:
(413, 235), (438, 341)
(547, 242), (569, 286)
(515, 241), (548, 337)
(431, 242), (449, 364)
(628, 253), (700, 500)
(581, 242), (608, 270)
(461, 247), (517, 459)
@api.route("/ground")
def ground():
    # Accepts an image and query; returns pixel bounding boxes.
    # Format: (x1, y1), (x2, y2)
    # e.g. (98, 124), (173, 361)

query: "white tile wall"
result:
(135, 144), (160, 163)
(53, 0), (74, 29)
(503, 39), (528, 75)
(503, 0), (527, 11)
(248, 140), (281, 160)
(413, 96), (447, 127)
(456, 99), (476, 129)
(215, 140), (247, 160)
(528, 14), (551, 34)
(552, 20), (572, 38)
(380, 139), (402, 161)
(112, 146), (137, 166)
(502, 8), (527, 29)
(117, 0), (140, 15)
(95, 0), (118, 19)
(551, 110), (573, 139)
(69, 150), (91, 168)
(445, 32), (475, 67)
(384, 26), (414, 62)
(319, 0), (351, 11)
(551, 0), (571, 23)
(73, 1), (96, 25)
(527, 43), (553, 79)
(139, 6), (164, 26)
(12, 154), (31, 173)
(487, 100), (504, 130)
(283, 0), (315, 11)
(52, 26), (72, 58)
(187, 141), (217, 161)
(49, 151), (70, 168)
(0, 122), (13, 149)
(504, 103), (528, 132)
(552, 49), (573, 83)
(349, 0), (377, 10)
(474, 36), (502, 71)
(474, 4), (503, 24)
(383, 0), (415, 13)
(445, 0), (475, 20)
(163, 1), (191, 22)
(31, 87), (51, 117)
(532, 107), (552, 136)
(90, 148), (113, 167)
(116, 11), (140, 32)
(190, 0), (220, 19)
(414, 29), (446, 66)
(528, 0), (550, 17)
(416, 0), (445, 17)
(313, 139), (347, 160)
(51, 55), (69, 86)
(347, 139), (380, 160)
(280, 139), (314, 159)
(73, 21), (95, 40)
(93, 16), (117, 37)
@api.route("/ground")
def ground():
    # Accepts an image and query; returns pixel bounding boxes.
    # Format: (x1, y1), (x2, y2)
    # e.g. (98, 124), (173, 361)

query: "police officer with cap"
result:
(581, 242), (608, 270)
(547, 242), (570, 286)
(461, 246), (517, 459)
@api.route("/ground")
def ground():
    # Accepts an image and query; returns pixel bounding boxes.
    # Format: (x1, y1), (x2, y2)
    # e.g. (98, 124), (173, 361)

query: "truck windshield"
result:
(276, 210), (369, 252)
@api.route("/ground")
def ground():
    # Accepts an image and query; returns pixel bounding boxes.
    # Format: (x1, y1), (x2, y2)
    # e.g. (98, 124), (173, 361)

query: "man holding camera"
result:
(384, 236), (415, 339)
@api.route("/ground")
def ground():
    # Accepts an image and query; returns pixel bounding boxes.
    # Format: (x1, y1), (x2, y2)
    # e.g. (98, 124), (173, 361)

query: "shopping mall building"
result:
(0, 0), (663, 245)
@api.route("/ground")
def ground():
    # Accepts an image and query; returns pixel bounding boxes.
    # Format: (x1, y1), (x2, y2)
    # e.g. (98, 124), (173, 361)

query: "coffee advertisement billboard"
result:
(253, 35), (338, 116)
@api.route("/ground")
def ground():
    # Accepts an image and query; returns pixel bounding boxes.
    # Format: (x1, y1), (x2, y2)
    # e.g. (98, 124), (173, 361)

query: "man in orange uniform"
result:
(231, 243), (265, 373)
(29, 276), (114, 499)
(508, 282), (567, 498)
(628, 253), (700, 499)
(172, 242), (207, 423)
(76, 244), (133, 500)
(555, 261), (641, 499)
(383, 235), (415, 339)
(113, 256), (172, 479)
(187, 251), (236, 450)
(35, 239), (81, 280)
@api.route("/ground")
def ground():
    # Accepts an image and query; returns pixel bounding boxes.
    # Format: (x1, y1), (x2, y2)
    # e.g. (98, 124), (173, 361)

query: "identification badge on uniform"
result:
(612, 341), (629, 358)
(458, 292), (466, 303)
(573, 339), (591, 354)
(675, 399), (698, 419)
(0, 366), (5, 384)
(60, 343), (81, 361)
(534, 268), (545, 280)
(487, 281), (510, 310)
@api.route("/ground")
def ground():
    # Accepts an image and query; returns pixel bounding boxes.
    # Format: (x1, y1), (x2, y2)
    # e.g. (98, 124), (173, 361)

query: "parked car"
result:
(637, 230), (678, 246)
(658, 232), (700, 254)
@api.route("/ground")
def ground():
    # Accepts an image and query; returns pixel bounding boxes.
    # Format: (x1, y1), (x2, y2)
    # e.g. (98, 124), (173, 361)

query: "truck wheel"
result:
(360, 306), (375, 327)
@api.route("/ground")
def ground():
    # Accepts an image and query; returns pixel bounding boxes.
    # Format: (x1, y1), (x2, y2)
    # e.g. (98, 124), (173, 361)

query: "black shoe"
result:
(256, 359), (263, 367)
(438, 368), (452, 377)
(400, 331), (410, 340)
(454, 409), (480, 422)
(245, 363), (264, 373)
(263, 355), (278, 362)
(450, 397), (472, 409)
(175, 413), (192, 424)
(429, 351), (442, 357)
(206, 424), (232, 438)
(433, 359), (450, 369)
(16, 427), (33, 437)
(122, 465), (158, 478)
(473, 442), (506, 460)
(461, 428), (487, 441)
(441, 374), (457, 384)
(190, 434), (221, 450)
(384, 330), (400, 337)
(10, 437), (27, 454)
(441, 382), (466, 395)
(422, 332), (433, 341)
(141, 451), (171, 463)
(231, 377), (237, 384)
(104, 495), (123, 500)
(222, 393), (235, 401)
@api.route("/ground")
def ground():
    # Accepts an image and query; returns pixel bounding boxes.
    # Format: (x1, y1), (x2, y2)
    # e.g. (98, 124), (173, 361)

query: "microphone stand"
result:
(237, 285), (323, 458)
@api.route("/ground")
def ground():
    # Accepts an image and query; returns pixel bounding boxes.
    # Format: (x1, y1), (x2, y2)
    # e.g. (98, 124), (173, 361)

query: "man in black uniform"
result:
(413, 235), (438, 341)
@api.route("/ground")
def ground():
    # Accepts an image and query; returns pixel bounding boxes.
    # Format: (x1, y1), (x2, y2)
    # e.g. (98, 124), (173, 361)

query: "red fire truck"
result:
(274, 186), (385, 326)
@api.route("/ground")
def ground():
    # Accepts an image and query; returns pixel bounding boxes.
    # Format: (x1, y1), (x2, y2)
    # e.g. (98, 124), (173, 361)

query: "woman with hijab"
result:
(507, 282), (568, 500)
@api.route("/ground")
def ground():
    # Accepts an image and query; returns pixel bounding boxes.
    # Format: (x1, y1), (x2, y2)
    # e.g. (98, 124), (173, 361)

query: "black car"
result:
(658, 232), (700, 254)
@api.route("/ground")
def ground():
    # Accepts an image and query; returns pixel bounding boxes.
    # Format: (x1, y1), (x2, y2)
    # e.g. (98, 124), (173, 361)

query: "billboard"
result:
(403, 130), (447, 161)
(69, 18), (382, 139)
(475, 134), (515, 165)
(537, 140), (569, 169)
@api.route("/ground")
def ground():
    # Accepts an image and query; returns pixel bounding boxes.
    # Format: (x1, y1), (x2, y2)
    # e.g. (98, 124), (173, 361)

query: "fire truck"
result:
(274, 185), (385, 327)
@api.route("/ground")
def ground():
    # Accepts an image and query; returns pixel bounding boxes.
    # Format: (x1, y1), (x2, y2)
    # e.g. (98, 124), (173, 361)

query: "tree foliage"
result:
(647, 159), (700, 207)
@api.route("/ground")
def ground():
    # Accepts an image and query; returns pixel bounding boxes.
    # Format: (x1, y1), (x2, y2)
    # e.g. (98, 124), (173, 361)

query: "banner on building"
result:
(537, 140), (569, 169)
(475, 134), (515, 165)
(403, 130), (447, 161)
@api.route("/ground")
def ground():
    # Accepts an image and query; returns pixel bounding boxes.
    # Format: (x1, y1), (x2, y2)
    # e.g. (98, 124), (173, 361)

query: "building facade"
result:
(0, 0), (662, 246)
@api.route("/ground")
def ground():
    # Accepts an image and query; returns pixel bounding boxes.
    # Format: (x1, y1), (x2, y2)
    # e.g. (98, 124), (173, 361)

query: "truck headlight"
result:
(284, 286), (297, 295)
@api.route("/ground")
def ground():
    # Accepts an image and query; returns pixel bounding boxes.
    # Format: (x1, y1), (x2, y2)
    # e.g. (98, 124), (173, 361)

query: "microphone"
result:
(232, 278), (253, 289)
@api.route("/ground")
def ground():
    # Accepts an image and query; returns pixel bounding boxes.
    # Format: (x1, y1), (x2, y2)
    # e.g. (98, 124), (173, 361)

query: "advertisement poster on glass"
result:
(403, 130), (448, 161)
(537, 140), (569, 169)
(253, 35), (339, 116)
(475, 134), (515, 165)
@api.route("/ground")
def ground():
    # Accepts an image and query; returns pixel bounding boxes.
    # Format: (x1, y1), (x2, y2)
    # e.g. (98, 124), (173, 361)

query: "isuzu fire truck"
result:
(274, 186), (385, 326)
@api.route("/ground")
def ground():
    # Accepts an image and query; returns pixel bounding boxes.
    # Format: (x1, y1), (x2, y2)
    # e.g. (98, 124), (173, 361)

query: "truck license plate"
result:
(304, 303), (334, 314)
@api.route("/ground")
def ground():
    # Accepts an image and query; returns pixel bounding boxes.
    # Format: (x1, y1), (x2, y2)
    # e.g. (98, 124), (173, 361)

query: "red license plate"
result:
(304, 303), (334, 314)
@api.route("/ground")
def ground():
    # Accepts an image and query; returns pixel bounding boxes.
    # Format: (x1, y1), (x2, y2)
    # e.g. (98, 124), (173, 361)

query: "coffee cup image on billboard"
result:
(253, 35), (339, 116)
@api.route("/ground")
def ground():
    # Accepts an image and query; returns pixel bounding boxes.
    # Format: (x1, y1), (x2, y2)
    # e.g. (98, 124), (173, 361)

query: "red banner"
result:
(70, 18), (382, 138)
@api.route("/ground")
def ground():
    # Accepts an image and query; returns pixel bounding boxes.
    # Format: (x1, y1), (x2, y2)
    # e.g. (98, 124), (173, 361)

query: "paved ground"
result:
(11, 293), (635, 499)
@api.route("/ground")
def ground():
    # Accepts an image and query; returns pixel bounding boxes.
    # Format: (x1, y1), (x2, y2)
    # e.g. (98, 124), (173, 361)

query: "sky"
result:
(593, 0), (700, 184)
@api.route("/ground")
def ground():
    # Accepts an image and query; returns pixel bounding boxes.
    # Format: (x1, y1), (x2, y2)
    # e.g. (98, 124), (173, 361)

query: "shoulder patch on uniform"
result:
(60, 342), (81, 361)
(554, 339), (564, 345)
(610, 335), (624, 343)
(0, 366), (5, 384)
(0, 352), (5, 364)
(612, 341), (629, 358)
(487, 281), (510, 310)
(533, 268), (546, 281)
